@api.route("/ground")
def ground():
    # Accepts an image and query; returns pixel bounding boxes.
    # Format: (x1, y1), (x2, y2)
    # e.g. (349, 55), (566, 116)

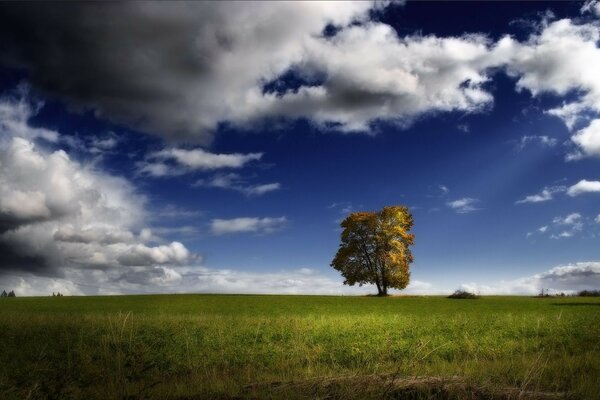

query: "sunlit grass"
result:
(0, 295), (598, 399)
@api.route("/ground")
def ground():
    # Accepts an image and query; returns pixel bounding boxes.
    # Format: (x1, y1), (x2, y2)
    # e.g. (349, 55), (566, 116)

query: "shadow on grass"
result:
(241, 374), (565, 400)
(552, 302), (600, 307)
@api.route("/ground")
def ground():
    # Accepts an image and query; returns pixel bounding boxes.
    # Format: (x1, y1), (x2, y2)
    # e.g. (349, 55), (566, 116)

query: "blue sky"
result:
(1, 1), (600, 295)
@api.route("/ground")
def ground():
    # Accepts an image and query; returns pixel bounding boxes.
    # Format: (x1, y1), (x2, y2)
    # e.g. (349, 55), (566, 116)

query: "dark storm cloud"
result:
(0, 242), (62, 276)
(0, 3), (215, 141)
(0, 2), (373, 142)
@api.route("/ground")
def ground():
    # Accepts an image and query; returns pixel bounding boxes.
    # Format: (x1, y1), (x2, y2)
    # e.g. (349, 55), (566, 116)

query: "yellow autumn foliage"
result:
(331, 205), (414, 296)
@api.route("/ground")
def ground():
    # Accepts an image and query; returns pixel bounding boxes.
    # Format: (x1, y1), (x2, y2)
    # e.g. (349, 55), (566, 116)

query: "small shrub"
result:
(447, 290), (479, 299)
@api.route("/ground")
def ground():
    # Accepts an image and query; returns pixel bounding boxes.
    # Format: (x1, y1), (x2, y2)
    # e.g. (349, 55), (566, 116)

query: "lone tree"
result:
(331, 205), (414, 296)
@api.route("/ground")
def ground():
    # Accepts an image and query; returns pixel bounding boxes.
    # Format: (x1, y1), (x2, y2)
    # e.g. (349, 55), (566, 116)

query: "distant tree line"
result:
(578, 290), (600, 297)
(52, 292), (64, 297)
(1, 290), (16, 298)
(537, 288), (600, 297)
(446, 288), (600, 299)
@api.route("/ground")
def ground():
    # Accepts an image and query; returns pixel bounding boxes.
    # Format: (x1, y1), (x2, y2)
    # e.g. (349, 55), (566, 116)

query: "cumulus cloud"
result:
(569, 119), (600, 159)
(193, 173), (280, 197)
(139, 148), (263, 177)
(250, 23), (498, 132)
(0, 91), (193, 277)
(516, 185), (566, 204)
(1, 2), (599, 153)
(447, 198), (479, 213)
(0, 265), (433, 297)
(210, 217), (287, 236)
(461, 262), (600, 295)
(501, 19), (600, 126)
(567, 179), (600, 196)
(581, 0), (600, 17)
(0, 2), (375, 142)
(117, 242), (191, 267)
(496, 18), (600, 159)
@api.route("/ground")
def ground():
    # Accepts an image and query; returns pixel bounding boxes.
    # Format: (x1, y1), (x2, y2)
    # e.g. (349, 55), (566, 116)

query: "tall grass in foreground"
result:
(0, 295), (599, 399)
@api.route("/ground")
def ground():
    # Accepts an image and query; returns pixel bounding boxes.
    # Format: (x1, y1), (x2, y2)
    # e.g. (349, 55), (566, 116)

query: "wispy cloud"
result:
(447, 198), (479, 214)
(581, 0), (600, 15)
(516, 185), (566, 204)
(193, 173), (280, 197)
(138, 148), (263, 177)
(527, 212), (586, 239)
(154, 205), (202, 219)
(210, 217), (287, 236)
(516, 135), (557, 151)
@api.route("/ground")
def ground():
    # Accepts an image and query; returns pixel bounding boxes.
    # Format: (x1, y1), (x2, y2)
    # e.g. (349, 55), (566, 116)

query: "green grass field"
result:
(1, 295), (599, 399)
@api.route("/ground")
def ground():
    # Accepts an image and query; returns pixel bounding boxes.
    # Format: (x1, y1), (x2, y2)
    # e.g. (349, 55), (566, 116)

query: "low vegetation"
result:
(0, 295), (599, 399)
(447, 290), (480, 299)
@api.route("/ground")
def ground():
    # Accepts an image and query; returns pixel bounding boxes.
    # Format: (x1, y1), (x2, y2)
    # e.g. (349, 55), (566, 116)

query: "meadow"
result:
(0, 294), (599, 399)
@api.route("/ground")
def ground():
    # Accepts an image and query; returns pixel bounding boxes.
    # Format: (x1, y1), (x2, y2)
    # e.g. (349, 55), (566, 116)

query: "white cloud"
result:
(494, 18), (600, 159)
(0, 2), (377, 142)
(447, 198), (479, 213)
(117, 242), (191, 266)
(569, 119), (600, 159)
(0, 265), (434, 296)
(461, 262), (600, 295)
(0, 87), (58, 143)
(245, 183), (281, 196)
(140, 148), (263, 177)
(581, 0), (600, 17)
(527, 212), (591, 240)
(1, 4), (599, 156)
(555, 213), (582, 225)
(193, 173), (280, 197)
(516, 185), (565, 204)
(517, 135), (558, 150)
(0, 91), (193, 277)
(243, 23), (499, 132)
(527, 213), (589, 239)
(501, 19), (600, 125)
(567, 179), (600, 196)
(595, 214), (600, 223)
(210, 217), (287, 236)
(550, 213), (583, 239)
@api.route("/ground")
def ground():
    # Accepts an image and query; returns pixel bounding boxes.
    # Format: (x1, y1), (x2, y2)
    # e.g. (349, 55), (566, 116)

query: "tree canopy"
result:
(331, 205), (414, 296)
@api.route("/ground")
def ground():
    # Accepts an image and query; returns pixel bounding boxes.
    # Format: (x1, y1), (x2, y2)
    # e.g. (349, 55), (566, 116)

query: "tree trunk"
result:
(375, 280), (382, 295)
